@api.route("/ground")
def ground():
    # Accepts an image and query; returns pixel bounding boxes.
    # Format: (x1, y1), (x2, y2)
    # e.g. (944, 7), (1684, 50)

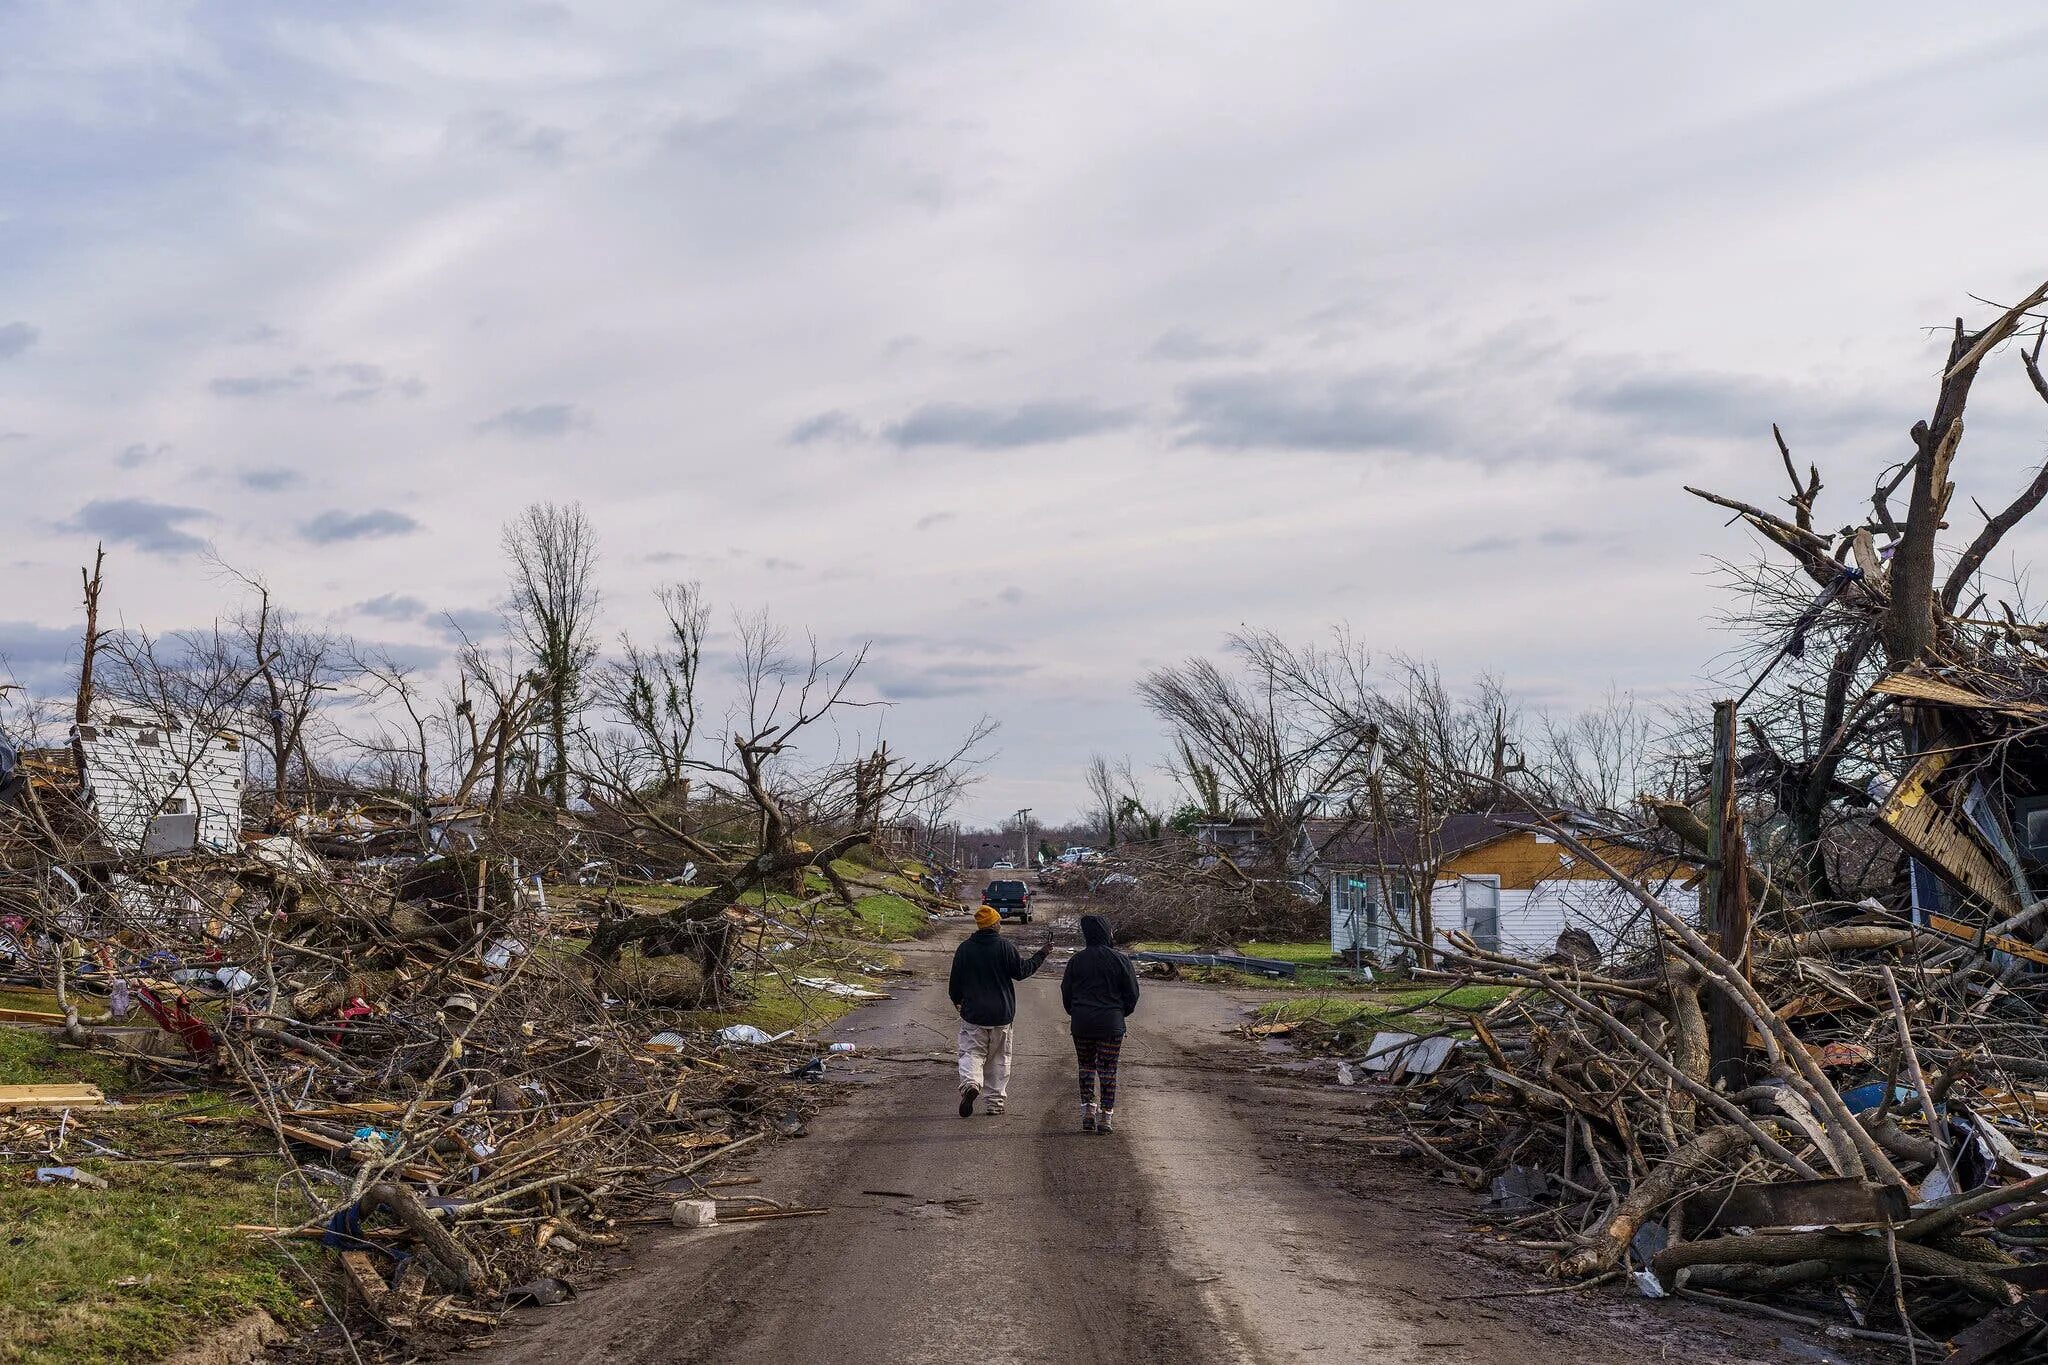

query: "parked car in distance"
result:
(991, 858), (1016, 870)
(982, 878), (1033, 922)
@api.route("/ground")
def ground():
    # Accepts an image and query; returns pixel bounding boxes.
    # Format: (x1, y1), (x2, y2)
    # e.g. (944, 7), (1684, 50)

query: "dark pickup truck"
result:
(981, 878), (1033, 923)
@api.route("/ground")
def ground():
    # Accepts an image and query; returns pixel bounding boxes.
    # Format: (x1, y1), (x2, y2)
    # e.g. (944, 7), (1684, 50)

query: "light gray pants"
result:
(956, 1023), (1013, 1099)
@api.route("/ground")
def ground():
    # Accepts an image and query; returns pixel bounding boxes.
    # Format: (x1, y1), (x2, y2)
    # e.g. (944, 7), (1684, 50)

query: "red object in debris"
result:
(133, 984), (217, 1059)
(329, 997), (372, 1048)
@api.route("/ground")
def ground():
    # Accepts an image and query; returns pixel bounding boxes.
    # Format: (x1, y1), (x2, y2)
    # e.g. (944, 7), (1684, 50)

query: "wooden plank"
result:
(0, 1007), (67, 1025)
(1871, 671), (2048, 715)
(1924, 913), (2048, 968)
(0, 1083), (106, 1109)
(1874, 750), (2022, 918)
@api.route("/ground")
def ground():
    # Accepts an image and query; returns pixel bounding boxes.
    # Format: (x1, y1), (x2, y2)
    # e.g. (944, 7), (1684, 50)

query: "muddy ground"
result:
(467, 922), (1862, 1365)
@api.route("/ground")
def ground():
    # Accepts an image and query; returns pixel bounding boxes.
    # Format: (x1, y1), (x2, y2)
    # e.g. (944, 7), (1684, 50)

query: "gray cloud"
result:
(299, 508), (421, 543)
(0, 620), (78, 696)
(354, 593), (427, 620)
(0, 322), (39, 360)
(209, 368), (313, 397)
(117, 442), (169, 469)
(63, 498), (211, 555)
(866, 659), (1032, 700)
(356, 640), (452, 673)
(787, 409), (867, 444)
(461, 109), (571, 165)
(996, 586), (1025, 606)
(236, 465), (303, 491)
(1148, 326), (1261, 362)
(1567, 369), (1903, 444)
(884, 399), (1136, 449)
(1452, 529), (1605, 556)
(434, 607), (504, 642)
(1173, 371), (1447, 452)
(326, 362), (424, 403)
(913, 510), (956, 531)
(475, 403), (589, 437)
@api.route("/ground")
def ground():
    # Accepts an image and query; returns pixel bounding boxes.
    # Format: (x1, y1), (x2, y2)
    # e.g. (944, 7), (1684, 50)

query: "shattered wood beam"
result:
(1705, 700), (1751, 1090)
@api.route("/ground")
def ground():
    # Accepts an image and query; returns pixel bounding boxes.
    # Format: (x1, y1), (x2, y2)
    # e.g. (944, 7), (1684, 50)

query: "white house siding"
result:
(1430, 877), (1700, 959)
(78, 719), (244, 853)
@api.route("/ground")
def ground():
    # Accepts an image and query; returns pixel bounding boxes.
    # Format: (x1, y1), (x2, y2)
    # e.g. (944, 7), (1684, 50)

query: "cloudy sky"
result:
(6, 2), (2048, 824)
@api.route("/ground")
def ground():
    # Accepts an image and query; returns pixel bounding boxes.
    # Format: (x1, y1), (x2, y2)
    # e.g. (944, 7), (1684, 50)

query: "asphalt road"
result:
(472, 881), (1806, 1365)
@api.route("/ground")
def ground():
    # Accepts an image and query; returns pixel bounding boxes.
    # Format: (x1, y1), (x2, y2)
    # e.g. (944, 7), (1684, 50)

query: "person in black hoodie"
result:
(1061, 913), (1140, 1134)
(948, 905), (1052, 1117)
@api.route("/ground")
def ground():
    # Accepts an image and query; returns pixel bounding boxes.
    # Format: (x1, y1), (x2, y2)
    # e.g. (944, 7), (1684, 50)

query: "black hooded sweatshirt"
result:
(1061, 914), (1140, 1040)
(949, 927), (1051, 1027)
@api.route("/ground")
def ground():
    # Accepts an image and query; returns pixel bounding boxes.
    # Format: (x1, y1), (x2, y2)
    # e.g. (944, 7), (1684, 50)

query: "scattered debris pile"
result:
(0, 789), (916, 1349)
(1345, 673), (2048, 1356)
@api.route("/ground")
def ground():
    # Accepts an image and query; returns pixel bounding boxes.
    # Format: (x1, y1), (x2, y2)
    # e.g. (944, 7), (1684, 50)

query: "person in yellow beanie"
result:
(948, 902), (1051, 1116)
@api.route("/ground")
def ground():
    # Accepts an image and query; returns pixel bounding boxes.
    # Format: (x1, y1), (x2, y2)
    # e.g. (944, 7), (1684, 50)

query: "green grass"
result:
(834, 892), (926, 941)
(0, 1028), (132, 1091)
(0, 1064), (310, 1365)
(1129, 940), (1370, 990)
(0, 986), (68, 1016)
(671, 962), (892, 1034)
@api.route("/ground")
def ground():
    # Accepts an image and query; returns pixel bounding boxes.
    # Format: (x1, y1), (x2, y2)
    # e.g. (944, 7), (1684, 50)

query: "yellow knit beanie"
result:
(975, 905), (1000, 928)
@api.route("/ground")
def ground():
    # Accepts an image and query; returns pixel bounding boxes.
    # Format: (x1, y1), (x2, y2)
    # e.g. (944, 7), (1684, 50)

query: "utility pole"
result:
(1016, 807), (1032, 868)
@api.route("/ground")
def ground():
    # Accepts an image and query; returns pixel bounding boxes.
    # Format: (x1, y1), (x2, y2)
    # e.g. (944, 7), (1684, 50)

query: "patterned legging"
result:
(1074, 1036), (1124, 1110)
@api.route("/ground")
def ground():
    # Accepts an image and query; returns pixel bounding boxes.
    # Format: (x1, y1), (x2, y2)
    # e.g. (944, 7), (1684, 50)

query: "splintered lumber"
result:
(1874, 750), (2022, 918)
(1924, 913), (2048, 968)
(0, 1007), (67, 1025)
(1870, 670), (2048, 716)
(0, 1082), (107, 1110)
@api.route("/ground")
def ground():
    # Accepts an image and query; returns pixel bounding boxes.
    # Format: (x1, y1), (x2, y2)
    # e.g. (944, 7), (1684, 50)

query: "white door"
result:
(1459, 876), (1500, 951)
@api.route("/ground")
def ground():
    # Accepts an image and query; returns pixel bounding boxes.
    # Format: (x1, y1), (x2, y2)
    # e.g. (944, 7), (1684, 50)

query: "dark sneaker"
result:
(1096, 1109), (1115, 1135)
(959, 1086), (979, 1118)
(1081, 1105), (1097, 1133)
(984, 1099), (1005, 1116)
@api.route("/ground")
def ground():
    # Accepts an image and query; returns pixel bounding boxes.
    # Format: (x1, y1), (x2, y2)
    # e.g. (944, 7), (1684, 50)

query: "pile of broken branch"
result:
(0, 806), (902, 1348)
(1355, 806), (2048, 1362)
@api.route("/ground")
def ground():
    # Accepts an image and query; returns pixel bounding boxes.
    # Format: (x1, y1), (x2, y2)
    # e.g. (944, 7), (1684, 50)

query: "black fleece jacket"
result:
(949, 927), (1050, 1027)
(1061, 914), (1140, 1039)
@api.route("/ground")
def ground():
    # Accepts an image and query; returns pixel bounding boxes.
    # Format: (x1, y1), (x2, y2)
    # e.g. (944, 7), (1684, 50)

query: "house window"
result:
(160, 797), (189, 815)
